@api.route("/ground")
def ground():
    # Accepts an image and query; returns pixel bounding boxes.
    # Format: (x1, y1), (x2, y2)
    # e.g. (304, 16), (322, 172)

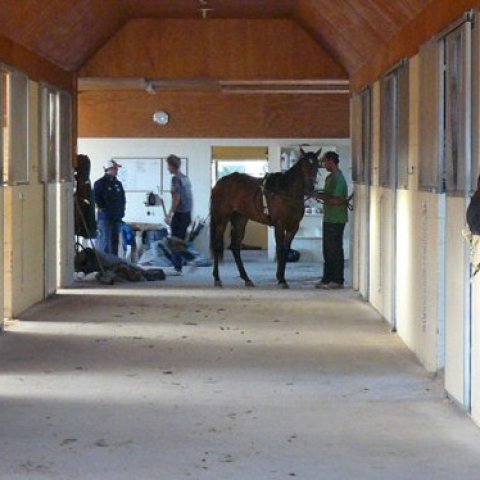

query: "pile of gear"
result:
(75, 244), (165, 284)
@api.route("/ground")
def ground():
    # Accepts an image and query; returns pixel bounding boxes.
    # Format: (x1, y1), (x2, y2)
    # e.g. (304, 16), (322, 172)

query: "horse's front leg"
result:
(274, 226), (288, 287)
(276, 226), (299, 289)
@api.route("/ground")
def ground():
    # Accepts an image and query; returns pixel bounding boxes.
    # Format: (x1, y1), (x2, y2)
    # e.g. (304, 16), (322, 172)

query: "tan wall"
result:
(4, 184), (45, 318)
(78, 90), (350, 139)
(80, 19), (347, 79)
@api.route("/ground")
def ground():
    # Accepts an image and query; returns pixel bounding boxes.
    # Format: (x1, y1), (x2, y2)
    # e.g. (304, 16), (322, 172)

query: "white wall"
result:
(78, 138), (351, 258)
(395, 189), (445, 372)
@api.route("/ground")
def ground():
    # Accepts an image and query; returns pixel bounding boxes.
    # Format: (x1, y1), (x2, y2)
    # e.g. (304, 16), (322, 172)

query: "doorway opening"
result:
(212, 146), (269, 261)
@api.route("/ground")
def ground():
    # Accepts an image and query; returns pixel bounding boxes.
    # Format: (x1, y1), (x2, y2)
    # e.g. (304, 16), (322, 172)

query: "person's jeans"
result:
(322, 222), (346, 285)
(171, 211), (191, 240)
(97, 219), (122, 256)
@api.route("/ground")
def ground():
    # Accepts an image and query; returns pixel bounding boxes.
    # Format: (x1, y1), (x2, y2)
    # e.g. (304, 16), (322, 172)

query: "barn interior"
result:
(2, 0), (480, 478)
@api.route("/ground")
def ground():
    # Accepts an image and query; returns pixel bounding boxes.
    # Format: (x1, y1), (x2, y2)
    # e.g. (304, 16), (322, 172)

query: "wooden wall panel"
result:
(80, 19), (347, 79)
(78, 90), (349, 138)
(351, 0), (480, 91)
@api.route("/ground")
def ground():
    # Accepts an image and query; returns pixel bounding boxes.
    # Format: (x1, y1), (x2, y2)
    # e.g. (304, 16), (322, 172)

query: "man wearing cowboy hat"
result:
(93, 159), (126, 256)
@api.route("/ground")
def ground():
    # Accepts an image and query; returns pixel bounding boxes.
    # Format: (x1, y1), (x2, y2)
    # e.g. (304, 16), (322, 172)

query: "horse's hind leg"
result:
(230, 213), (254, 287)
(211, 217), (228, 287)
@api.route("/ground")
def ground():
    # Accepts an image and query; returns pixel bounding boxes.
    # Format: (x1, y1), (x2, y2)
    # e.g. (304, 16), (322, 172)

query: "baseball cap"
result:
(103, 159), (122, 170)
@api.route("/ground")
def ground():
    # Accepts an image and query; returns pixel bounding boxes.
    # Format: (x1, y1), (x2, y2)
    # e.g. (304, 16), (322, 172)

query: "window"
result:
(419, 18), (473, 193)
(40, 86), (57, 182)
(352, 88), (372, 185)
(4, 69), (30, 185)
(418, 39), (442, 191)
(0, 69), (6, 183)
(58, 90), (72, 182)
(444, 23), (471, 195)
(379, 62), (409, 189)
(40, 86), (73, 183)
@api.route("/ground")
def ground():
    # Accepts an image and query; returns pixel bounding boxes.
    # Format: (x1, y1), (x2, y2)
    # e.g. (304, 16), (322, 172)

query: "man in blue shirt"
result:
(94, 159), (126, 256)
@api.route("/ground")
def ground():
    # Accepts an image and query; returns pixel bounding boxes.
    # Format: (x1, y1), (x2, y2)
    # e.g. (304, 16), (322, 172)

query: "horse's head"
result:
(298, 147), (322, 194)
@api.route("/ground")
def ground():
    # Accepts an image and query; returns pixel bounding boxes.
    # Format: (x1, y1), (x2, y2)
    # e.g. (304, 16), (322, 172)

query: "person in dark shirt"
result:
(93, 159), (126, 256)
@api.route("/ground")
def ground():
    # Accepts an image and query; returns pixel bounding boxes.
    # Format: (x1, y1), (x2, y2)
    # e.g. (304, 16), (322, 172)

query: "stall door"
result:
(443, 19), (473, 410)
(351, 89), (372, 299)
(41, 87), (59, 296)
(0, 72), (5, 326)
(377, 63), (409, 329)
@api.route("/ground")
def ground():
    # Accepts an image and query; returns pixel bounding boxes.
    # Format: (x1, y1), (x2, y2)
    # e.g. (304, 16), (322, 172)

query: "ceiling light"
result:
(153, 111), (169, 126)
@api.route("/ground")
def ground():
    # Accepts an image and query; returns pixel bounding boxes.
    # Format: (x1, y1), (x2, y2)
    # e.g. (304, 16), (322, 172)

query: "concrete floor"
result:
(2, 257), (480, 479)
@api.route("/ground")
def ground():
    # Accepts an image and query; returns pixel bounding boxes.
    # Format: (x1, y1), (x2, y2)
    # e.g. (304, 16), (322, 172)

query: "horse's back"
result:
(212, 173), (261, 200)
(211, 173), (264, 220)
(213, 172), (260, 190)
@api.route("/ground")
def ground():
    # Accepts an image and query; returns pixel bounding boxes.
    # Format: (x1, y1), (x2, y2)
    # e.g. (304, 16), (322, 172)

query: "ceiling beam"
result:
(78, 77), (350, 95)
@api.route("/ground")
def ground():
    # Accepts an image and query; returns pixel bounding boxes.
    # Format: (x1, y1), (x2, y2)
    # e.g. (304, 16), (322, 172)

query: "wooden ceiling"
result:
(123, 0), (295, 19)
(0, 0), (436, 75)
(295, 0), (433, 73)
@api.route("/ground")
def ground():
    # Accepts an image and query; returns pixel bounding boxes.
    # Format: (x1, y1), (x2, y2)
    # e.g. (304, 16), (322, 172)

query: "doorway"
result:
(212, 146), (269, 256)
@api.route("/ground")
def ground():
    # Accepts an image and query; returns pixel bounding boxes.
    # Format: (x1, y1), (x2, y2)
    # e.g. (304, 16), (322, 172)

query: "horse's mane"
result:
(264, 156), (304, 194)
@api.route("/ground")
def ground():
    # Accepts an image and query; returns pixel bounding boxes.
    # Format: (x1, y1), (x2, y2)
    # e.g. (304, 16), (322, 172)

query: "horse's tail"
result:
(210, 190), (224, 261)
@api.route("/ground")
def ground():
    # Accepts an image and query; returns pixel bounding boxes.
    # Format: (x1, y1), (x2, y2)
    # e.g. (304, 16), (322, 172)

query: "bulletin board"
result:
(113, 156), (189, 193)
(113, 157), (162, 192)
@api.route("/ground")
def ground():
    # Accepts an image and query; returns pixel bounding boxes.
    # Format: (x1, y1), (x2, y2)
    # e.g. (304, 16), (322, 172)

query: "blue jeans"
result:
(97, 219), (122, 256)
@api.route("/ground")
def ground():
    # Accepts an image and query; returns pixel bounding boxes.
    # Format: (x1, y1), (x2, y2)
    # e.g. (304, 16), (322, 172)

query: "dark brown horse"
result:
(210, 148), (321, 288)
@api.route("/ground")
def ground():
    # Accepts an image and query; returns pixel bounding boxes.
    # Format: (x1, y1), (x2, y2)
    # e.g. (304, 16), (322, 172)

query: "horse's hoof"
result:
(214, 280), (223, 288)
(245, 280), (255, 288)
(278, 281), (289, 289)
